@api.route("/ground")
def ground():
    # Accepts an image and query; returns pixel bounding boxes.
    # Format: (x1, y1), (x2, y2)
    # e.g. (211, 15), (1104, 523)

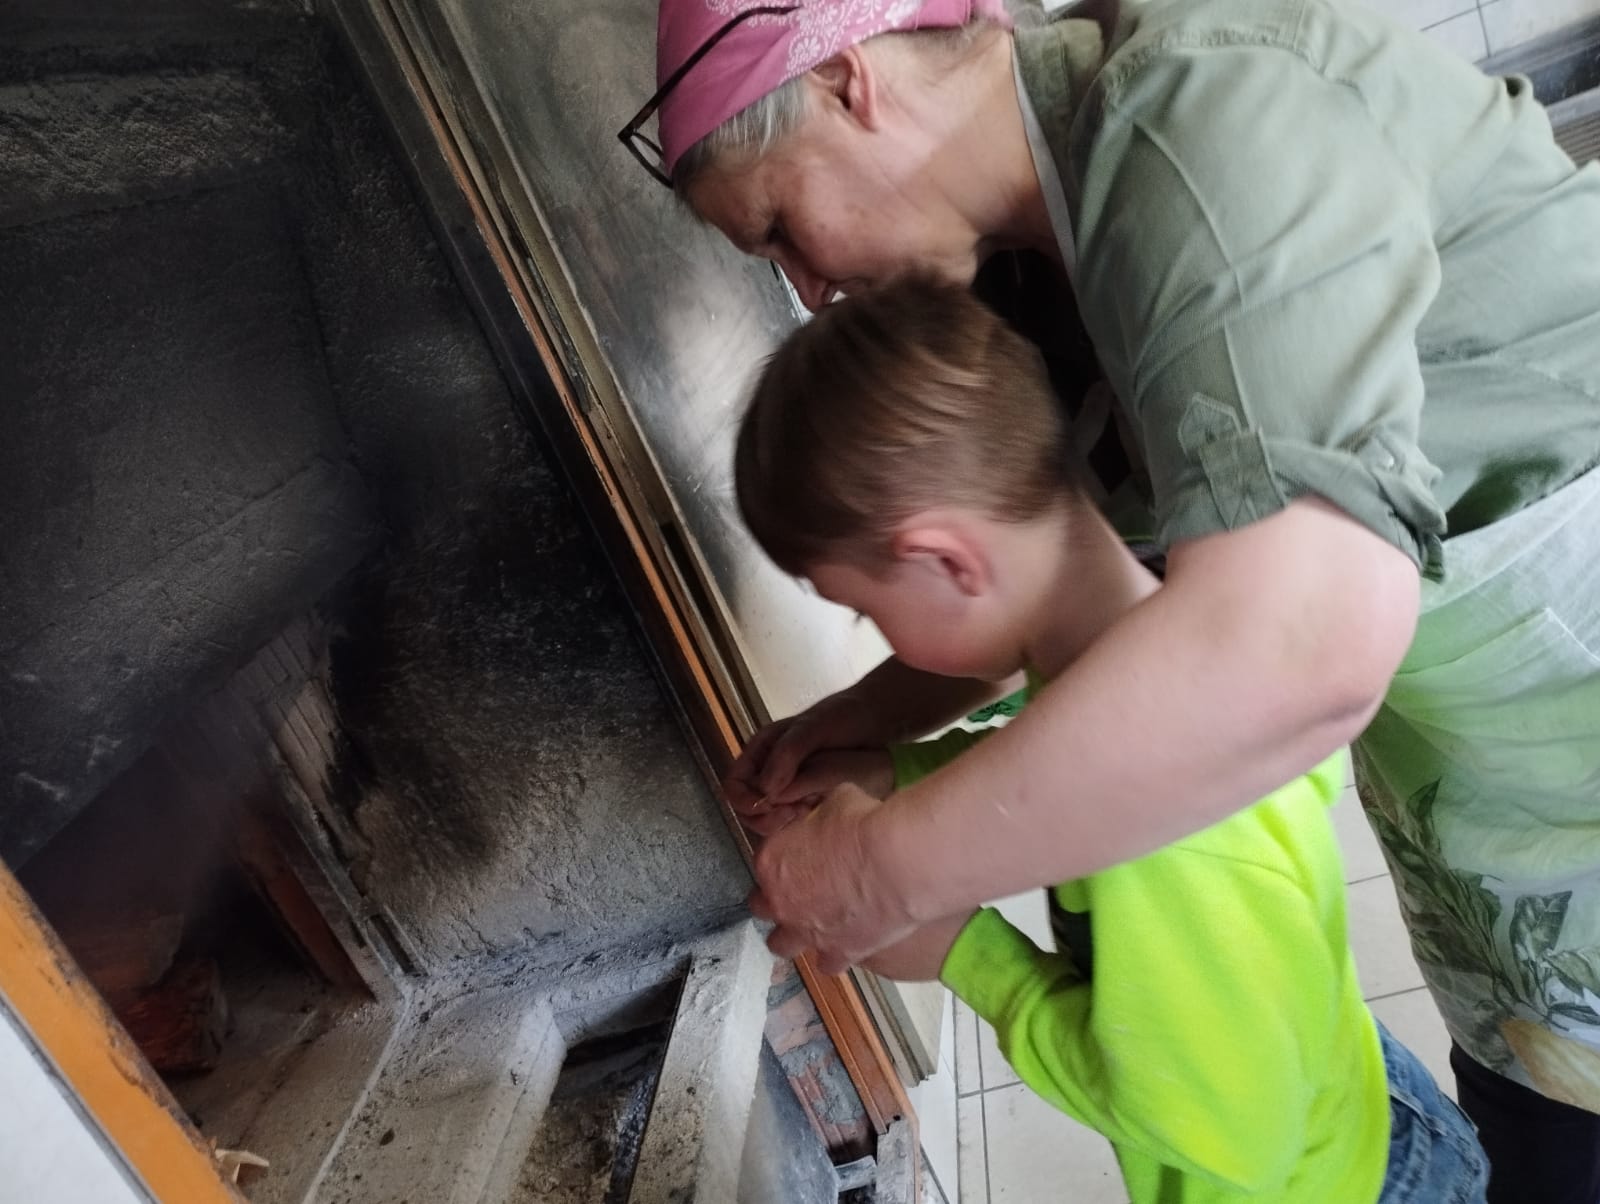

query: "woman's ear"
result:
(809, 44), (881, 131)
(891, 521), (988, 597)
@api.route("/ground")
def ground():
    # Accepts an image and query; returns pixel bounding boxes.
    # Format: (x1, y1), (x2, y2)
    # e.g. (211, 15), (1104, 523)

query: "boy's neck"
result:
(1023, 506), (1159, 681)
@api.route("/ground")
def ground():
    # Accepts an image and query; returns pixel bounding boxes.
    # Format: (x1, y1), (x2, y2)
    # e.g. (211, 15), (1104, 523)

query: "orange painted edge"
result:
(0, 860), (242, 1204)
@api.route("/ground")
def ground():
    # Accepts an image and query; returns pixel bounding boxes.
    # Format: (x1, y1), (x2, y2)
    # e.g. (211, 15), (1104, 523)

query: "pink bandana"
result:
(656, 0), (1013, 176)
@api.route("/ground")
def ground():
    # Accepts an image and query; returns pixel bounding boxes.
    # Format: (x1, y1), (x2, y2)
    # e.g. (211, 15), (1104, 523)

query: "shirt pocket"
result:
(1386, 608), (1600, 782)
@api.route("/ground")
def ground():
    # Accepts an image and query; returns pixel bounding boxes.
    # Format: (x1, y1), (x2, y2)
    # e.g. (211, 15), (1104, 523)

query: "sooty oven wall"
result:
(0, 0), (747, 969)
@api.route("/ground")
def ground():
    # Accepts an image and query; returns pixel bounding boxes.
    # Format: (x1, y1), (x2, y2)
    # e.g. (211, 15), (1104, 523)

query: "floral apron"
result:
(1356, 465), (1600, 1109)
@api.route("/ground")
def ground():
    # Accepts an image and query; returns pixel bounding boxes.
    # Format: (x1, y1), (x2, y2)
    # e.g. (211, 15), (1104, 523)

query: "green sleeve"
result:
(1076, 43), (1446, 570)
(889, 727), (995, 792)
(941, 808), (1343, 1191)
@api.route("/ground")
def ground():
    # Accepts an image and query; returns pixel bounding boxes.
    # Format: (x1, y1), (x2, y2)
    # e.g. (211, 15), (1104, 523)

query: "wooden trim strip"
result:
(364, 0), (739, 761)
(0, 860), (242, 1204)
(793, 958), (907, 1134)
(352, 0), (914, 1147)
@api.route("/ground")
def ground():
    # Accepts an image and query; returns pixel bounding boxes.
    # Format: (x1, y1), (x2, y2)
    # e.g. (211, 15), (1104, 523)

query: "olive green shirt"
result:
(1017, 0), (1600, 573)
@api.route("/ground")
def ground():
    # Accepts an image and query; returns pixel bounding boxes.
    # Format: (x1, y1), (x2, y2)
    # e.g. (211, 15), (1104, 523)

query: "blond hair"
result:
(735, 279), (1075, 575)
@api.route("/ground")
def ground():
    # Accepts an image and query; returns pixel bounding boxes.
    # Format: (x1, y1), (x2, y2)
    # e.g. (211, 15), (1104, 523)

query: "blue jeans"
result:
(1379, 1021), (1490, 1204)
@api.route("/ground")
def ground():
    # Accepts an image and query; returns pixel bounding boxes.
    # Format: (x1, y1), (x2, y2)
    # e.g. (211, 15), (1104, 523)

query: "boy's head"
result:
(735, 279), (1080, 680)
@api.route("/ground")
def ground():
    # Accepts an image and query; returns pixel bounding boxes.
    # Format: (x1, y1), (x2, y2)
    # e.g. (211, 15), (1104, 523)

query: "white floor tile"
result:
(958, 1093), (989, 1204)
(982, 1083), (1127, 1204)
(954, 996), (983, 1097)
(1348, 876), (1428, 1000)
(1369, 987), (1459, 1101)
(1379, 0), (1478, 33)
(978, 1016), (1021, 1093)
(991, 890), (1054, 951)
(1482, 0), (1600, 56)
(1424, 9), (1489, 60)
(916, 1054), (962, 1204)
(1331, 784), (1390, 884)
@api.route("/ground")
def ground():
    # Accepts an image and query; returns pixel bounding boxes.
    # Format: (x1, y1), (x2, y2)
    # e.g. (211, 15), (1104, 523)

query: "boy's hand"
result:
(724, 660), (1012, 818)
(861, 911), (976, 982)
(792, 748), (895, 801)
(748, 781), (915, 973)
(723, 690), (879, 818)
(732, 747), (895, 836)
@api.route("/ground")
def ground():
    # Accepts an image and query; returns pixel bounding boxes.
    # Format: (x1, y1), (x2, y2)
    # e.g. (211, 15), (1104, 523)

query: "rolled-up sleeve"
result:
(1075, 42), (1449, 569)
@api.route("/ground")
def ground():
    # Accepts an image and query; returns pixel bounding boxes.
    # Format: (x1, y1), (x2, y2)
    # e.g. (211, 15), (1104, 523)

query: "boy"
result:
(732, 280), (1487, 1202)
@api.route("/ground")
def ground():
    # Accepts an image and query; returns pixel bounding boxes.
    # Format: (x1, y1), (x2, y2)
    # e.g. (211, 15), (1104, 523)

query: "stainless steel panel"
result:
(400, 0), (969, 1091)
(427, 0), (890, 721)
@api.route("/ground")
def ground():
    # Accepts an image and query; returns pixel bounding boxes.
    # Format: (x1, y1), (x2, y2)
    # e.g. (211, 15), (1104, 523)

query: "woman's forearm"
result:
(870, 500), (1419, 923)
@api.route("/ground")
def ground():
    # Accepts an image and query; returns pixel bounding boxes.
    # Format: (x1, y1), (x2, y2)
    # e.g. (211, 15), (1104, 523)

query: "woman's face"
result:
(685, 94), (984, 311)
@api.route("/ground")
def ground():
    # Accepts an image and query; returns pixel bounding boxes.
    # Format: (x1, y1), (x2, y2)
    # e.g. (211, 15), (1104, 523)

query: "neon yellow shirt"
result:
(893, 730), (1388, 1201)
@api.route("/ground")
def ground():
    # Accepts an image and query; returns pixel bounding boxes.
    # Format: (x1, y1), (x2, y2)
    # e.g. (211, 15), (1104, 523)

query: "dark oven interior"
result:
(0, 3), (862, 1200)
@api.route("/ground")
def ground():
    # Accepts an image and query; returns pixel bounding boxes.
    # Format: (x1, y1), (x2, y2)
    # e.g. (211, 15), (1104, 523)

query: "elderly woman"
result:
(622, 1), (1600, 1198)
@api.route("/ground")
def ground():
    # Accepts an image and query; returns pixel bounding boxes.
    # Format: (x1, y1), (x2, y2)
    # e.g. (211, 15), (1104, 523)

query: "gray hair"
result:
(671, 19), (1004, 194)
(674, 75), (808, 191)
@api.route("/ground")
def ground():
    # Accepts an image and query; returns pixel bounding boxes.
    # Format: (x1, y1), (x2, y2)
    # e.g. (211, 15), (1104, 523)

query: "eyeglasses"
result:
(618, 4), (799, 188)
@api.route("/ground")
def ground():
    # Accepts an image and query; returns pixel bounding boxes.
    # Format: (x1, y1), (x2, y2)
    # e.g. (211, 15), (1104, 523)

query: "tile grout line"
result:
(981, 1081), (994, 1204)
(1364, 984), (1432, 1004)
(969, 1002), (996, 1204)
(977, 1076), (1022, 1095)
(925, 1150), (953, 1204)
(1347, 871), (1393, 887)
(1420, 7), (1477, 32)
(973, 1006), (984, 1093)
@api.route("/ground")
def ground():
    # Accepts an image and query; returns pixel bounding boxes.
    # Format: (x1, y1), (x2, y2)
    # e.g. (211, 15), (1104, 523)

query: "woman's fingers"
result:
(748, 886), (775, 923)
(767, 927), (813, 962)
(745, 783), (913, 975)
(812, 946), (852, 976)
(739, 800), (816, 836)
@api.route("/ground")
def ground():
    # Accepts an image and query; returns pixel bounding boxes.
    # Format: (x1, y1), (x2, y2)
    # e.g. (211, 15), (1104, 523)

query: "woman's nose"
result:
(775, 257), (831, 313)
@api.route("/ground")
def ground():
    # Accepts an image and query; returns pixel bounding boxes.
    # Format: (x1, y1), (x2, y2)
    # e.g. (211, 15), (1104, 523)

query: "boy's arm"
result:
(860, 911), (975, 981)
(740, 724), (1002, 835)
(724, 662), (1020, 812)
(849, 728), (1010, 979)
(946, 832), (1339, 1191)
(889, 726), (997, 790)
(752, 501), (1416, 974)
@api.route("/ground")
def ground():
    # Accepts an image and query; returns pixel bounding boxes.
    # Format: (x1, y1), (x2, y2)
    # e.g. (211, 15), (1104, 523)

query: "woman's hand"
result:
(748, 781), (916, 973)
(736, 747), (895, 835)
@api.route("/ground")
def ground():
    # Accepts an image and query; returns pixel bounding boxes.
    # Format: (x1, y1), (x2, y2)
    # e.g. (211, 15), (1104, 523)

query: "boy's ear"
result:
(809, 45), (881, 131)
(891, 522), (988, 597)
